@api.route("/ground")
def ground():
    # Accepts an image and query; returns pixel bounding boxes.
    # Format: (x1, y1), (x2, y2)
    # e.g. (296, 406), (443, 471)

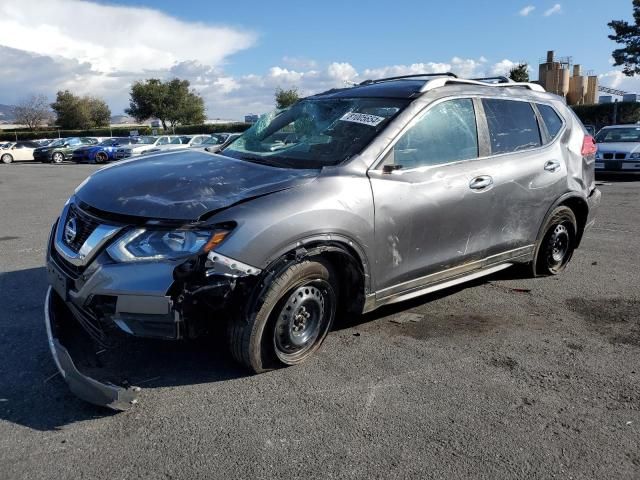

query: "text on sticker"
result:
(339, 112), (386, 127)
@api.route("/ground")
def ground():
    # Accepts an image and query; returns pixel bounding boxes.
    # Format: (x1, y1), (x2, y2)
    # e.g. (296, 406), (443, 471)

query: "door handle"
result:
(469, 175), (493, 190)
(544, 160), (561, 172)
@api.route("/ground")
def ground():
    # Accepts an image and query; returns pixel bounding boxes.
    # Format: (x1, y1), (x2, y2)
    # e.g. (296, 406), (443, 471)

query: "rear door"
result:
(479, 98), (568, 250)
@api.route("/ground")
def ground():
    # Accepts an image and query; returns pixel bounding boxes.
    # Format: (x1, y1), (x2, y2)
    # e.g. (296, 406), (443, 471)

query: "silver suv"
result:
(45, 74), (601, 409)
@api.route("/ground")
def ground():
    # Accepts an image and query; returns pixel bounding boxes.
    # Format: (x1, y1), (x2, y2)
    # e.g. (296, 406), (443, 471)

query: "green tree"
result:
(509, 63), (530, 83)
(126, 78), (206, 130)
(609, 0), (640, 76)
(275, 87), (300, 109)
(50, 90), (111, 129)
(13, 94), (52, 130)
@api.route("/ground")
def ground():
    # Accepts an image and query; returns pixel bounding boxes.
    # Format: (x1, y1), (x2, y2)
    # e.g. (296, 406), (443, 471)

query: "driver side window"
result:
(389, 98), (478, 169)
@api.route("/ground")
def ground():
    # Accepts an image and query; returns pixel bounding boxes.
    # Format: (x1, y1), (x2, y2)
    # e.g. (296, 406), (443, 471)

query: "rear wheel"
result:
(229, 259), (337, 373)
(533, 206), (577, 276)
(95, 152), (108, 164)
(1, 153), (13, 164)
(51, 152), (64, 164)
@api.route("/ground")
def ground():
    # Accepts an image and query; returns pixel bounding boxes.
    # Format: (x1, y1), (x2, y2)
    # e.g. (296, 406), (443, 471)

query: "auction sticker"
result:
(339, 112), (386, 127)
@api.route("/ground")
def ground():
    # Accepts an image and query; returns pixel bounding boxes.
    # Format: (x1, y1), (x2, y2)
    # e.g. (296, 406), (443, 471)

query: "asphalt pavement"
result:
(0, 162), (639, 479)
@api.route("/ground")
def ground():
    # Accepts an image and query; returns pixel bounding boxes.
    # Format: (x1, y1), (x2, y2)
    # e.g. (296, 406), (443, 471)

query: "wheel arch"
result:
(258, 235), (371, 316)
(537, 192), (589, 249)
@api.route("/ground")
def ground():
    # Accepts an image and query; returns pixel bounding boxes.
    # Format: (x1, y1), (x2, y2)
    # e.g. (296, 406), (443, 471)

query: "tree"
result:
(509, 63), (530, 83)
(275, 87), (300, 109)
(50, 90), (111, 129)
(13, 94), (52, 130)
(609, 0), (640, 76)
(126, 78), (206, 130)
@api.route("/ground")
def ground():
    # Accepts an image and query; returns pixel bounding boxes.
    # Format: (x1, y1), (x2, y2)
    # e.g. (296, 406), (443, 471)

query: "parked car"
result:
(33, 137), (98, 164)
(116, 136), (158, 157)
(200, 133), (242, 153)
(183, 134), (211, 147)
(0, 141), (40, 163)
(72, 137), (151, 164)
(118, 135), (188, 157)
(45, 74), (600, 409)
(594, 124), (640, 173)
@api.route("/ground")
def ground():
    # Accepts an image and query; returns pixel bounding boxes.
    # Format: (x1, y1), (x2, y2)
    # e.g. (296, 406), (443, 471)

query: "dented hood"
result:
(75, 150), (319, 220)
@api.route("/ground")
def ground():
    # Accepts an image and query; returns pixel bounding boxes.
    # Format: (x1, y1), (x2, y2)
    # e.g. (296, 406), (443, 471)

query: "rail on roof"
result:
(354, 73), (545, 93)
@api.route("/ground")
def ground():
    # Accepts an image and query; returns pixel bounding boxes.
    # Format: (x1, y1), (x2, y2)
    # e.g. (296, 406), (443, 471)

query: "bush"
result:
(0, 123), (251, 141)
(572, 102), (640, 131)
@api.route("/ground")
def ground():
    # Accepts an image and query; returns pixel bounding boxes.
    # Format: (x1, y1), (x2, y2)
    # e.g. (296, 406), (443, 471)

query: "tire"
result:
(533, 206), (577, 276)
(51, 152), (64, 164)
(95, 152), (108, 164)
(1, 153), (13, 164)
(229, 259), (337, 373)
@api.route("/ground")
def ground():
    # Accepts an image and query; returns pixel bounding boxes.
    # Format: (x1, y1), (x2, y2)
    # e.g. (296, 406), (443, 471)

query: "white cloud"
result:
(519, 5), (536, 16)
(0, 0), (256, 73)
(599, 71), (640, 93)
(490, 59), (519, 76)
(544, 4), (562, 16)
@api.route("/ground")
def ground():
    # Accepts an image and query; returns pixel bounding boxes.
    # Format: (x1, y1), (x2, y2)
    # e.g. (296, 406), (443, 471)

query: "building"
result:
(537, 51), (598, 105)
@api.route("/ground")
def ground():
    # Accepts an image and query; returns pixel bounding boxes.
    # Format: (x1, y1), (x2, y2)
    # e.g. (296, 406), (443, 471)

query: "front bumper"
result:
(595, 158), (640, 172)
(45, 287), (139, 410)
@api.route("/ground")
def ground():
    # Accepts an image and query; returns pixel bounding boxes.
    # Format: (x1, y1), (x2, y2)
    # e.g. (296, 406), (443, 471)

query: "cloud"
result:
(0, 0), (256, 73)
(490, 59), (519, 76)
(519, 5), (536, 16)
(599, 71), (640, 93)
(544, 4), (562, 16)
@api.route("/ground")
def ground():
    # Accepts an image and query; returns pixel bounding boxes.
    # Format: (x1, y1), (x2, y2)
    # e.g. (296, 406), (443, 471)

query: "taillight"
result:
(582, 135), (597, 156)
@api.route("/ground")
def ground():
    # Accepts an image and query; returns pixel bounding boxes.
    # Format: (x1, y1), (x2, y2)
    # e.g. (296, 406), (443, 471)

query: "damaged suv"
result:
(45, 74), (600, 409)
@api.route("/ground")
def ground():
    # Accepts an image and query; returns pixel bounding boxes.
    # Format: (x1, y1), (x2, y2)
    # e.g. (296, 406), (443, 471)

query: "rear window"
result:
(537, 104), (564, 141)
(482, 99), (542, 154)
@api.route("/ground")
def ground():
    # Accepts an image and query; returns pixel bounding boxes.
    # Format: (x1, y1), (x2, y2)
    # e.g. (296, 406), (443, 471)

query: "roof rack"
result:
(470, 76), (511, 84)
(419, 77), (545, 93)
(358, 73), (457, 86)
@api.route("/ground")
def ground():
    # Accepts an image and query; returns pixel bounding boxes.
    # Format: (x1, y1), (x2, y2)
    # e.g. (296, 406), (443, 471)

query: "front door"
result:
(369, 97), (500, 297)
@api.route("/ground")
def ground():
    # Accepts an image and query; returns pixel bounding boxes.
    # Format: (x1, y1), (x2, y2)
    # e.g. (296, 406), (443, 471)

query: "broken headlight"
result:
(107, 228), (231, 262)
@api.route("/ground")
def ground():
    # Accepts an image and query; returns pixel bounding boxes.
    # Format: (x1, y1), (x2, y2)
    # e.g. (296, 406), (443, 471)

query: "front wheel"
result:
(51, 152), (64, 164)
(533, 206), (577, 276)
(95, 151), (108, 164)
(228, 259), (337, 373)
(1, 153), (13, 164)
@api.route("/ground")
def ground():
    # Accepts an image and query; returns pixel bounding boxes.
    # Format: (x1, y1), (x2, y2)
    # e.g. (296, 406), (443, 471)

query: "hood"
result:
(74, 149), (319, 221)
(596, 142), (640, 154)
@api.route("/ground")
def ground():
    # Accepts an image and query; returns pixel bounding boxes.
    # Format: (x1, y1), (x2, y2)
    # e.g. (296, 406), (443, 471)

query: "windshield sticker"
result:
(339, 112), (386, 127)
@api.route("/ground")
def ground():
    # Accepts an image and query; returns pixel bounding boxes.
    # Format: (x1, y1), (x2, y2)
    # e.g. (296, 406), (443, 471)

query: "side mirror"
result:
(63, 143), (69, 148)
(382, 164), (403, 174)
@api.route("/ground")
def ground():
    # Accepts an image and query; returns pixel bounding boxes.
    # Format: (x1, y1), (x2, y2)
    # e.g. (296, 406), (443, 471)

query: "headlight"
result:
(595, 152), (603, 159)
(107, 228), (231, 262)
(630, 152), (640, 159)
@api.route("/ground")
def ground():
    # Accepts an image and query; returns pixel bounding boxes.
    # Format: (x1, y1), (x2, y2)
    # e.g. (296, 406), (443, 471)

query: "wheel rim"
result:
(1, 154), (11, 163)
(273, 281), (332, 362)
(53, 153), (63, 163)
(546, 223), (570, 270)
(96, 153), (107, 163)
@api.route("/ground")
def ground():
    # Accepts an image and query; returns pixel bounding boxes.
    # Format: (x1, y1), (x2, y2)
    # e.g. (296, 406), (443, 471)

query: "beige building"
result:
(538, 51), (598, 105)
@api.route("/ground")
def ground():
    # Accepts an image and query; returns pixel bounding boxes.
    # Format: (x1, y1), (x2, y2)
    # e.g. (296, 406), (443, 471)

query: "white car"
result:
(0, 141), (40, 163)
(119, 135), (194, 157)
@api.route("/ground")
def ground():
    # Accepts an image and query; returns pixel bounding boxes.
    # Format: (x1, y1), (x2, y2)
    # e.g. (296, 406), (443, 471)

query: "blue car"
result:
(72, 137), (142, 164)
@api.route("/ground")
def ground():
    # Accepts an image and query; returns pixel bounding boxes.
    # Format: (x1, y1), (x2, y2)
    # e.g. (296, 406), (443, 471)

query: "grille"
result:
(603, 153), (613, 159)
(63, 203), (100, 253)
(615, 153), (626, 160)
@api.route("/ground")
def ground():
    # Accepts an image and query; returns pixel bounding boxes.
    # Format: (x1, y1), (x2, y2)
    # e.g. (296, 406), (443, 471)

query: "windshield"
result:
(223, 97), (409, 168)
(131, 136), (156, 145)
(596, 127), (640, 143)
(48, 138), (67, 147)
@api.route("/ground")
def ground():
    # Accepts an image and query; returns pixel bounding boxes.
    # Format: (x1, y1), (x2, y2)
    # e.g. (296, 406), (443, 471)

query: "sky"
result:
(0, 0), (637, 120)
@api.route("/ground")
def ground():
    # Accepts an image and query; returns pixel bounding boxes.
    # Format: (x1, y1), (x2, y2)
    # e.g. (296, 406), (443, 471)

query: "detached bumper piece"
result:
(45, 287), (139, 410)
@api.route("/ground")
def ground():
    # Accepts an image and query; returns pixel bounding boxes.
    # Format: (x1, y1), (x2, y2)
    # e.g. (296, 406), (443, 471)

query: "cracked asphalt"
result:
(0, 163), (639, 479)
